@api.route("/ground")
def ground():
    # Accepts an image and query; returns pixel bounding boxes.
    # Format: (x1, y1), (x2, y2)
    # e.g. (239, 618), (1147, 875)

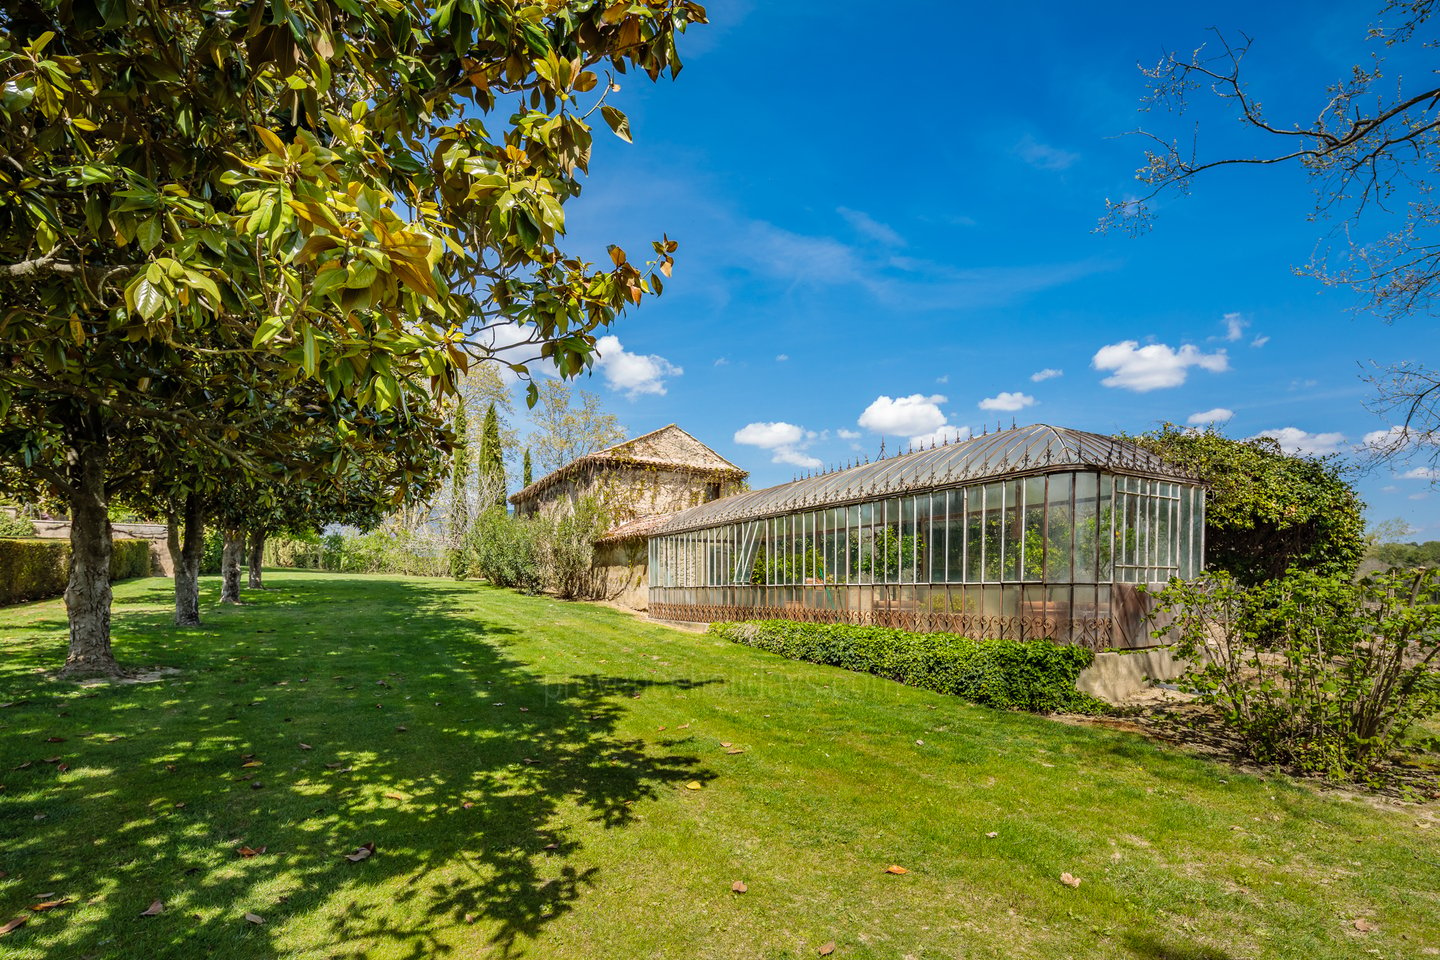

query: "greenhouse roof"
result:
(651, 423), (1198, 535)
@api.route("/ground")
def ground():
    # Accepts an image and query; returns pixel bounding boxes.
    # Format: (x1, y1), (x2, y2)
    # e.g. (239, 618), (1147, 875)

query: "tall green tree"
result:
(523, 448), (534, 487)
(450, 399), (471, 540)
(0, 1), (703, 676)
(480, 403), (507, 509)
(530, 379), (626, 472)
(1126, 425), (1366, 584)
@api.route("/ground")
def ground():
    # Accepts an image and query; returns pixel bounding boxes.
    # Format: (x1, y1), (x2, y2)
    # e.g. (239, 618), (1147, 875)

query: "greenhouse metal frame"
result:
(647, 424), (1204, 649)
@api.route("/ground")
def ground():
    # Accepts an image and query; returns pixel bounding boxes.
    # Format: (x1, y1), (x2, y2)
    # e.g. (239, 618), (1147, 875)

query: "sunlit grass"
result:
(0, 571), (1436, 959)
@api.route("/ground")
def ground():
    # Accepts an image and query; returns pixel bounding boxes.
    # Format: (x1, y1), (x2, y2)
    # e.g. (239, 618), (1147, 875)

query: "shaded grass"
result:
(0, 571), (1436, 959)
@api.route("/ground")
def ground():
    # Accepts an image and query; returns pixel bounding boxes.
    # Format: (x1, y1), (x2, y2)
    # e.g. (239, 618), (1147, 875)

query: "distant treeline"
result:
(1368, 541), (1440, 568)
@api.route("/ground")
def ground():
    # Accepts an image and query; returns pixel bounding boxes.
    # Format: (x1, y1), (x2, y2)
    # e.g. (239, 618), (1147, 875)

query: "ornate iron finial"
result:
(879, 437), (886, 459)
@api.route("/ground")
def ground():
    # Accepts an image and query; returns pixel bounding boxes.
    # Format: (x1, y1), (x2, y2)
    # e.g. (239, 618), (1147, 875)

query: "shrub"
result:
(709, 620), (1102, 713)
(468, 508), (542, 593)
(316, 529), (448, 577)
(265, 534), (325, 569)
(537, 497), (609, 599)
(200, 528), (224, 575)
(0, 537), (151, 606)
(0, 512), (35, 538)
(1150, 569), (1440, 779)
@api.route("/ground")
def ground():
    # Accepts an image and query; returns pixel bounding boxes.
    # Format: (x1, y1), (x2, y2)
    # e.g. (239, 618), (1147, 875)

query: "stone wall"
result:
(594, 537), (649, 611)
(30, 519), (173, 576)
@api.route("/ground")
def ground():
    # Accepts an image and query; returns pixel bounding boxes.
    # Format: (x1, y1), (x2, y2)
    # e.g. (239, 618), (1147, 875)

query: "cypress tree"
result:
(522, 448), (533, 487)
(450, 401), (470, 540)
(480, 403), (506, 509)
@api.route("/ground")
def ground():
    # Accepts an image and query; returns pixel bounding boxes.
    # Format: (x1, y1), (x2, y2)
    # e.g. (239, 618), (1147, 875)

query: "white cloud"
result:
(936, 374), (949, 384)
(775, 353), (789, 362)
(1251, 335), (1270, 348)
(978, 391), (1037, 412)
(713, 357), (729, 367)
(733, 421), (822, 470)
(836, 429), (861, 440)
(1221, 312), (1248, 342)
(1091, 340), (1229, 392)
(909, 424), (972, 448)
(1383, 485), (1400, 493)
(836, 207), (905, 247)
(1411, 491), (1431, 500)
(1016, 134), (1079, 171)
(859, 394), (948, 436)
(1404, 467), (1440, 480)
(1252, 427), (1347, 456)
(593, 335), (682, 398)
(1030, 368), (1063, 382)
(1187, 408), (1234, 425)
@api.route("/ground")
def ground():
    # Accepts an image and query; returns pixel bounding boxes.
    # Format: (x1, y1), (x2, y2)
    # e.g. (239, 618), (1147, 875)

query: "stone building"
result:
(508, 424), (748, 609)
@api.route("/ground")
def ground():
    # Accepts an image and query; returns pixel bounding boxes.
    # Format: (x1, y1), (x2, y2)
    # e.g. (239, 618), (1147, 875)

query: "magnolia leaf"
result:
(244, 912), (265, 924)
(140, 900), (164, 917)
(1354, 918), (1375, 932)
(30, 899), (70, 911)
(1060, 872), (1081, 888)
(344, 842), (376, 862)
(0, 916), (26, 936)
(684, 781), (702, 790)
(884, 865), (908, 875)
(818, 943), (836, 956)
(731, 881), (747, 894)
(600, 105), (631, 142)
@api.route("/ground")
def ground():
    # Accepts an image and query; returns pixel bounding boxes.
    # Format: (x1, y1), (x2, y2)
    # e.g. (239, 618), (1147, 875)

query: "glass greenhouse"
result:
(647, 424), (1204, 649)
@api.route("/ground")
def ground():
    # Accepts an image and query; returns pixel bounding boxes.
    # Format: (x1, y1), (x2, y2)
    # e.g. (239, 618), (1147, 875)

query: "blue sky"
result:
(505, 1), (1440, 535)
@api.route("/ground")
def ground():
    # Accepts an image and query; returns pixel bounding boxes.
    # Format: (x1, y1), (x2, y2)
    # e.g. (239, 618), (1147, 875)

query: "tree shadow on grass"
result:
(1122, 932), (1238, 960)
(0, 574), (720, 959)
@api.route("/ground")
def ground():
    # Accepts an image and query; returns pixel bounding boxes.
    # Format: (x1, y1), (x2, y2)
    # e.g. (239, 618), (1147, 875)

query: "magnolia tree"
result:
(0, 0), (704, 676)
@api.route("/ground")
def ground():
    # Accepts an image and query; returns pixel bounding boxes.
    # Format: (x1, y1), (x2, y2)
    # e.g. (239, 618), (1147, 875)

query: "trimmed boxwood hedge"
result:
(0, 538), (152, 606)
(709, 620), (1104, 714)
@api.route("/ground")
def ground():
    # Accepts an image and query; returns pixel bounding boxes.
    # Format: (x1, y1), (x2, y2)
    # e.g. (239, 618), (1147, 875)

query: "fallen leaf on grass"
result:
(31, 899), (70, 911)
(885, 865), (908, 875)
(1, 916), (26, 936)
(324, 762), (344, 770)
(31, 893), (56, 900)
(13, 761), (32, 770)
(685, 781), (703, 791)
(140, 900), (164, 917)
(1060, 873), (1082, 888)
(461, 801), (475, 809)
(1354, 918), (1376, 932)
(985, 832), (998, 838)
(298, 743), (313, 751)
(244, 912), (265, 925)
(720, 742), (732, 748)
(383, 793), (405, 801)
(725, 748), (744, 755)
(543, 843), (558, 851)
(55, 763), (68, 773)
(42, 756), (61, 764)
(463, 913), (476, 924)
(344, 842), (376, 862)
(731, 881), (747, 894)
(818, 942), (836, 956)
(43, 737), (65, 743)
(236, 846), (266, 858)
(241, 761), (263, 768)
(394, 725), (408, 732)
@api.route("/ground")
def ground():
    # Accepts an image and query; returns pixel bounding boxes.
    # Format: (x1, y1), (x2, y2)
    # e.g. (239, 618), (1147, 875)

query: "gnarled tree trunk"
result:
(220, 529), (243, 604)
(247, 530), (265, 589)
(172, 493), (204, 625)
(61, 413), (121, 678)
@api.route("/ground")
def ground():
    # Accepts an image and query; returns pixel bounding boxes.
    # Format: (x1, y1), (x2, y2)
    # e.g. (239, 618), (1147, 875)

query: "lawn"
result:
(0, 572), (1436, 960)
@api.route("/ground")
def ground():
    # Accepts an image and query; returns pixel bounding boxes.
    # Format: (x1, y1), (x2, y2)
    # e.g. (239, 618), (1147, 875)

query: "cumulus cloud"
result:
(593, 335), (682, 398)
(733, 421), (822, 470)
(1404, 467), (1440, 481)
(978, 391), (1037, 412)
(1251, 427), (1347, 456)
(909, 424), (972, 448)
(1016, 134), (1079, 171)
(775, 353), (789, 362)
(836, 429), (861, 440)
(1221, 312), (1248, 342)
(1030, 368), (1063, 382)
(1091, 340), (1229, 391)
(1251, 335), (1270, 348)
(837, 206), (905, 247)
(713, 357), (729, 367)
(858, 394), (949, 436)
(1187, 408), (1234, 425)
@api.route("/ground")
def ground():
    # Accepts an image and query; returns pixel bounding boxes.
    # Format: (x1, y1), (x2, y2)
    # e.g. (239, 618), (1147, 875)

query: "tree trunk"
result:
(61, 413), (121, 678)
(247, 530), (265, 589)
(220, 529), (243, 604)
(174, 494), (204, 626)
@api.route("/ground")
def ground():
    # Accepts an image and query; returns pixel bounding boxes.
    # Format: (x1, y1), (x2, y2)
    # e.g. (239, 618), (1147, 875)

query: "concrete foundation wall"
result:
(1075, 647), (1190, 703)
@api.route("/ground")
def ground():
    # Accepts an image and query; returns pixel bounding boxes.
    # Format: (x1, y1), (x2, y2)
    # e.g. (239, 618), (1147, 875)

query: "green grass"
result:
(0, 572), (1437, 960)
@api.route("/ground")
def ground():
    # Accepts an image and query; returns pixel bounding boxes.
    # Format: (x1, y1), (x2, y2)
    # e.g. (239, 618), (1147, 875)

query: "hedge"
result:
(709, 620), (1104, 714)
(0, 538), (152, 606)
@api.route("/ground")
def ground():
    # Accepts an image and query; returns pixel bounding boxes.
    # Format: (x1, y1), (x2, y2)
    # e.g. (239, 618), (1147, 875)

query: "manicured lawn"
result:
(0, 572), (1436, 959)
